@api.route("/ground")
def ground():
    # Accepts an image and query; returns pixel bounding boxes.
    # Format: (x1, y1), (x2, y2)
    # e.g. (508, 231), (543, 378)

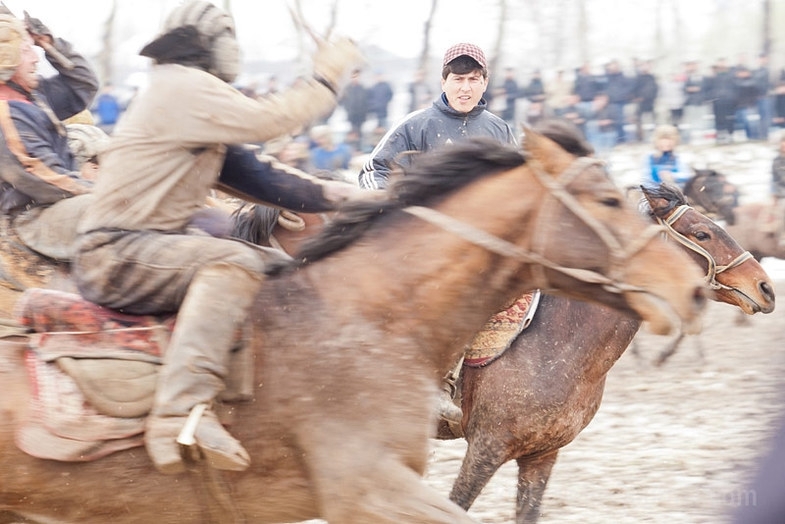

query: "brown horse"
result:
(0, 133), (709, 523)
(682, 168), (785, 261)
(440, 183), (774, 524)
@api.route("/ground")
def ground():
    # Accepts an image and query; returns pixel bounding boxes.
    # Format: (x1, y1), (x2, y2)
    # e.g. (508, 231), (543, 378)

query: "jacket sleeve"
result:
(358, 125), (415, 190)
(0, 101), (91, 206)
(216, 145), (335, 212)
(37, 38), (100, 121)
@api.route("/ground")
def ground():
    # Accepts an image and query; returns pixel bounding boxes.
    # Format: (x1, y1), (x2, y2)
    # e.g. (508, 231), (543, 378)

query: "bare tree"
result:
(763, 0), (772, 57)
(489, 0), (507, 75)
(417, 0), (439, 76)
(97, 0), (117, 85)
(577, 0), (589, 65)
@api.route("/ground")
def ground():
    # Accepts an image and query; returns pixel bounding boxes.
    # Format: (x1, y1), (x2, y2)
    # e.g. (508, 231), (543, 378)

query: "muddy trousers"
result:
(145, 263), (264, 474)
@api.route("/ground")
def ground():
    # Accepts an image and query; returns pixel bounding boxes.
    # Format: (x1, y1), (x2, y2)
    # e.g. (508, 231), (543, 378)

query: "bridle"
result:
(656, 204), (752, 291)
(403, 155), (669, 295)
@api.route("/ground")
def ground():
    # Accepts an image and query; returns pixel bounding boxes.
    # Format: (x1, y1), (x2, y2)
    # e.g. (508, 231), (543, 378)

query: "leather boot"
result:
(437, 356), (464, 424)
(145, 263), (263, 474)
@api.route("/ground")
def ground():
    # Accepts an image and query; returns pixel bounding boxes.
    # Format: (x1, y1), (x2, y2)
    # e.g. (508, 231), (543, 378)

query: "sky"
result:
(6, 0), (502, 63)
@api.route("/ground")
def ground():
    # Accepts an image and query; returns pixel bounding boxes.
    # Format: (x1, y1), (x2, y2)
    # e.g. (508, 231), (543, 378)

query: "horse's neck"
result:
(305, 176), (544, 358)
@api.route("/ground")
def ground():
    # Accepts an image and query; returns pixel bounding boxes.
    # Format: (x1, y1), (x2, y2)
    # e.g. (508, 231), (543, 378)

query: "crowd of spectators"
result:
(488, 54), (784, 159)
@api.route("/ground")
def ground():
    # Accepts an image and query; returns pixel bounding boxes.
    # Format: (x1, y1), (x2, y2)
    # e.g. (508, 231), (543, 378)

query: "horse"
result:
(0, 132), (710, 523)
(439, 182), (775, 524)
(682, 168), (740, 225)
(682, 168), (785, 261)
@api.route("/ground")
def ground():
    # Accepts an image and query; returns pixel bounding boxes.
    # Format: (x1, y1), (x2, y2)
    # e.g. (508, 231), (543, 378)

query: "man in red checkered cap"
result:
(358, 42), (517, 424)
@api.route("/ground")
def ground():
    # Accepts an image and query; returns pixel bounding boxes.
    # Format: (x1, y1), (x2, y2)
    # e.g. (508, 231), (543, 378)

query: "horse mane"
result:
(230, 203), (280, 246)
(265, 137), (528, 275)
(529, 119), (593, 157)
(639, 182), (688, 217)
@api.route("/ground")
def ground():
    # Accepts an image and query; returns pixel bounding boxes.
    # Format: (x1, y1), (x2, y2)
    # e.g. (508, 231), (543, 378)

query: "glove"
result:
(312, 36), (364, 89)
(24, 11), (53, 44)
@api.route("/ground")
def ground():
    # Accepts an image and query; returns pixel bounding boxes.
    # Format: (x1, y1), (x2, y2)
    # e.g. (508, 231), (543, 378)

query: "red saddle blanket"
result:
(15, 288), (174, 361)
(13, 288), (251, 463)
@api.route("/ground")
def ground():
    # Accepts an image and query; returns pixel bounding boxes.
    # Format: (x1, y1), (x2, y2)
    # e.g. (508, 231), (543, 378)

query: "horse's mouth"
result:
(726, 287), (774, 315)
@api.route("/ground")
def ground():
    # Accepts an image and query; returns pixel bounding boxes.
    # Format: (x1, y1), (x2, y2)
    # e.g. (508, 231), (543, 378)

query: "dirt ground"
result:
(423, 267), (785, 524)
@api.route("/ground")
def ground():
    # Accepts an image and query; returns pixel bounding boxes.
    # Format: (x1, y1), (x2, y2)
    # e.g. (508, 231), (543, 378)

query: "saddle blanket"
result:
(464, 290), (541, 368)
(13, 288), (252, 463)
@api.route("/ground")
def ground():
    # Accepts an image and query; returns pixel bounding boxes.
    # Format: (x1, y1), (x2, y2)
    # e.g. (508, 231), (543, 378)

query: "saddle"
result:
(11, 288), (252, 462)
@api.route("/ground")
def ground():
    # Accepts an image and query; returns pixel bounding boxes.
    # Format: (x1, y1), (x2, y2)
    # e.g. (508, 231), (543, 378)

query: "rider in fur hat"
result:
(73, 0), (368, 474)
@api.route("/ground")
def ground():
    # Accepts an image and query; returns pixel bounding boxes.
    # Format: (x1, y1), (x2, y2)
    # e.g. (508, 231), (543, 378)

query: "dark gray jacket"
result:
(358, 94), (516, 189)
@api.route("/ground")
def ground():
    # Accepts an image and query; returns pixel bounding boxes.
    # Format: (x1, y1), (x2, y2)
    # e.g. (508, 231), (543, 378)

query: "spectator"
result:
(707, 58), (737, 144)
(752, 53), (772, 141)
(554, 93), (589, 138)
(309, 124), (352, 172)
(773, 69), (785, 129)
(584, 92), (617, 159)
(632, 59), (658, 142)
(642, 124), (691, 189)
(603, 59), (632, 144)
(407, 68), (432, 113)
(367, 69), (394, 129)
(340, 68), (369, 151)
(93, 83), (122, 133)
(545, 69), (573, 118)
(357, 43), (516, 426)
(660, 69), (686, 130)
(499, 67), (520, 126)
(682, 59), (708, 142)
(732, 55), (759, 140)
(573, 62), (600, 114)
(521, 68), (546, 125)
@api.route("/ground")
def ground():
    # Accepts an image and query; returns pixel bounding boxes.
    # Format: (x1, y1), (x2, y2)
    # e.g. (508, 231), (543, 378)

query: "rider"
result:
(358, 43), (517, 424)
(0, 9), (99, 261)
(73, 0), (368, 474)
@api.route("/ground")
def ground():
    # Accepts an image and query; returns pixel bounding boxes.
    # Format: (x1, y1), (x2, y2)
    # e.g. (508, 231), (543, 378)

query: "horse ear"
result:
(641, 185), (670, 216)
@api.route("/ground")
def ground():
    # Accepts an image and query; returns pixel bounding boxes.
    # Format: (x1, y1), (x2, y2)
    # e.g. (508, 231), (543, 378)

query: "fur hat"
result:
(0, 14), (27, 83)
(140, 0), (240, 83)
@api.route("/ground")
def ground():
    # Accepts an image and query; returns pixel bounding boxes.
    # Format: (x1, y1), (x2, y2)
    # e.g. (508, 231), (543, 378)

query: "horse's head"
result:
(523, 128), (709, 335)
(683, 169), (739, 225)
(641, 183), (775, 314)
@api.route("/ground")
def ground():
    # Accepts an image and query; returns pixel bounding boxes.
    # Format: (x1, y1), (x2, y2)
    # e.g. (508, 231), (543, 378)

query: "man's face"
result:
(10, 35), (39, 92)
(441, 70), (488, 113)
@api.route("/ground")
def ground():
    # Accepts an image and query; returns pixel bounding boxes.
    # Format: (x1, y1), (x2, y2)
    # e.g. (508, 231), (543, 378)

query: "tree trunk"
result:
(577, 0), (589, 65)
(490, 0), (507, 75)
(417, 0), (439, 76)
(97, 0), (117, 85)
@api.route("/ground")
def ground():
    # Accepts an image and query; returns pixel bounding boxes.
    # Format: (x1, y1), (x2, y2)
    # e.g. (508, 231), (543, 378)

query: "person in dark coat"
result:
(340, 68), (369, 151)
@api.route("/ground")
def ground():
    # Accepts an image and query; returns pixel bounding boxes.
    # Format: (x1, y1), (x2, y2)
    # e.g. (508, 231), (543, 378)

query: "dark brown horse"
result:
(682, 168), (785, 261)
(0, 133), (709, 523)
(440, 183), (774, 524)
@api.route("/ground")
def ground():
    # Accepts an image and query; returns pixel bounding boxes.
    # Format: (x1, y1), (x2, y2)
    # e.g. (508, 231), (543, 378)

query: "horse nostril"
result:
(759, 281), (776, 304)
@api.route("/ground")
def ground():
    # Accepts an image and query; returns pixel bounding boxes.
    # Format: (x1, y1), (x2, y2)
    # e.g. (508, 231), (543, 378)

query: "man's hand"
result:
(23, 11), (53, 48)
(312, 36), (365, 89)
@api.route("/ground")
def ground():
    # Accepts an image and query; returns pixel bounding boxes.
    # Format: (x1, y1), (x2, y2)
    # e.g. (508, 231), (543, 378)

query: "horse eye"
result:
(600, 196), (621, 208)
(694, 231), (710, 241)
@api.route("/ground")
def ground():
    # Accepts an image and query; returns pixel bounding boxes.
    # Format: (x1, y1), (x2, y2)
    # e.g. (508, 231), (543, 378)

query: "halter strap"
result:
(658, 204), (753, 290)
(403, 155), (666, 295)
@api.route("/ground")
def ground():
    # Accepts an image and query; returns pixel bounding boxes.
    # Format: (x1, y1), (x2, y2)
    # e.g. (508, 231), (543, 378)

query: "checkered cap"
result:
(442, 43), (487, 69)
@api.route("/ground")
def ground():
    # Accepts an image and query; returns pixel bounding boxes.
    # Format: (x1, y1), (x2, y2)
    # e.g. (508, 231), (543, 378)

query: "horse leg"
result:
(301, 434), (477, 523)
(515, 450), (559, 524)
(448, 434), (508, 510)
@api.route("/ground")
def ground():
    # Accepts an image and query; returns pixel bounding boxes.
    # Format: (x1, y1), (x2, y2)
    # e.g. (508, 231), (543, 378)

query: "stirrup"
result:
(176, 403), (251, 472)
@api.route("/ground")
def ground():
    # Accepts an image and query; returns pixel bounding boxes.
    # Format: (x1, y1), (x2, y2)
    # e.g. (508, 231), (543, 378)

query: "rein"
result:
(658, 204), (753, 291)
(403, 156), (666, 295)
